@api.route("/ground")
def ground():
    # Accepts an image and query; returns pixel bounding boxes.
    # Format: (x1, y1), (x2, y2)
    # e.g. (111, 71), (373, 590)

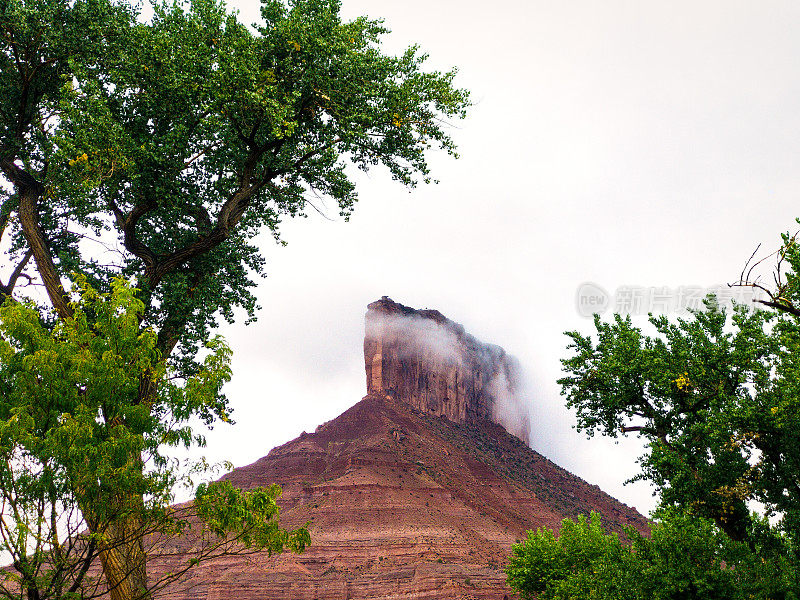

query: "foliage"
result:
(558, 298), (800, 548)
(0, 0), (466, 596)
(0, 0), (469, 370)
(506, 512), (637, 600)
(507, 225), (800, 598)
(0, 279), (308, 599)
(506, 510), (798, 600)
(195, 481), (310, 553)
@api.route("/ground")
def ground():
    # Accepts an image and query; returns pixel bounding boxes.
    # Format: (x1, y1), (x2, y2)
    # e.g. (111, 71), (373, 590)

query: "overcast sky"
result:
(194, 0), (800, 516)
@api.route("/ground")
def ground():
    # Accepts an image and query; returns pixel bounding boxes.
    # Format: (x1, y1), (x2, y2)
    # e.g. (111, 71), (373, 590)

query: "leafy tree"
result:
(507, 510), (797, 600)
(506, 512), (640, 600)
(507, 226), (800, 598)
(0, 278), (310, 599)
(0, 0), (469, 597)
(559, 299), (799, 549)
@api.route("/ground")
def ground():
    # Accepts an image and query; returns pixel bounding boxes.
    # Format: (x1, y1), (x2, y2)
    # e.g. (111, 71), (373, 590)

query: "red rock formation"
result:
(364, 297), (530, 443)
(151, 395), (648, 600)
(76, 298), (648, 599)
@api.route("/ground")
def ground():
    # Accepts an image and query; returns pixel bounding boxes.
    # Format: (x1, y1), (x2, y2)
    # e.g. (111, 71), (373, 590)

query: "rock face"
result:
(152, 395), (648, 600)
(114, 298), (649, 599)
(364, 297), (530, 443)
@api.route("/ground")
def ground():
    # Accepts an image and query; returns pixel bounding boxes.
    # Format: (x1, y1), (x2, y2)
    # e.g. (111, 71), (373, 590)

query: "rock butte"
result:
(364, 297), (530, 444)
(141, 298), (649, 599)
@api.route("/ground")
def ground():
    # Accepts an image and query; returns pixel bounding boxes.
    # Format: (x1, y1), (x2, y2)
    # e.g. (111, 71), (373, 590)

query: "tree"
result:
(507, 510), (797, 600)
(0, 0), (469, 597)
(558, 299), (799, 550)
(0, 277), (310, 599)
(507, 226), (800, 598)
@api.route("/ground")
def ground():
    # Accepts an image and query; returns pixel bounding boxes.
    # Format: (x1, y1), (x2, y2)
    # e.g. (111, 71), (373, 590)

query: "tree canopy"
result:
(507, 510), (796, 600)
(0, 0), (469, 597)
(0, 278), (310, 599)
(0, 0), (468, 365)
(507, 229), (800, 599)
(559, 299), (799, 548)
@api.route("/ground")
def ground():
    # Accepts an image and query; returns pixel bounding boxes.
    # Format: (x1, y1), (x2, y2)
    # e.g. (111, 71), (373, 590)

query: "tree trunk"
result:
(16, 183), (73, 319)
(80, 445), (153, 600)
(96, 508), (151, 600)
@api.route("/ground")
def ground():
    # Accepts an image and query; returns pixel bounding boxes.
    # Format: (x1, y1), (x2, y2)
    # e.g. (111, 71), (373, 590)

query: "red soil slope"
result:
(149, 394), (647, 599)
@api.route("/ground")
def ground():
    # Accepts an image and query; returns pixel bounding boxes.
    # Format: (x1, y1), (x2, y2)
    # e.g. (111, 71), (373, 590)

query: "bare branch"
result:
(621, 425), (646, 433)
(1, 248), (33, 296)
(1, 160), (73, 318)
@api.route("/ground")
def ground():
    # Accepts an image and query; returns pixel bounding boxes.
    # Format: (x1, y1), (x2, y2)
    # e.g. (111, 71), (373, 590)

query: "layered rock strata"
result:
(75, 298), (648, 599)
(364, 297), (530, 443)
(151, 395), (648, 599)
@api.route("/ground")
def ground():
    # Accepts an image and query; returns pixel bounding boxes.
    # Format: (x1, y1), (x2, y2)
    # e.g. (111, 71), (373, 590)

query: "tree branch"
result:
(621, 425), (646, 434)
(148, 144), (268, 287)
(65, 536), (98, 596)
(755, 298), (800, 318)
(0, 248), (33, 297)
(109, 193), (160, 278)
(2, 159), (73, 318)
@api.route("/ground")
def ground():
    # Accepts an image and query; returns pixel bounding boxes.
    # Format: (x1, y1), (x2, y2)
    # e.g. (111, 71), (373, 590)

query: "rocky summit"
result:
(364, 296), (530, 443)
(147, 298), (648, 599)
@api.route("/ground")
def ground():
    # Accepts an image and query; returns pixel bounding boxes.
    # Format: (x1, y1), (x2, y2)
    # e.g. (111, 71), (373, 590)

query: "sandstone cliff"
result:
(364, 297), (530, 443)
(154, 395), (648, 600)
(81, 299), (648, 599)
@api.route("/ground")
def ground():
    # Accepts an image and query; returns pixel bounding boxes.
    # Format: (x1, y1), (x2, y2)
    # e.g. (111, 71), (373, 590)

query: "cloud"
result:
(365, 306), (532, 444)
(486, 355), (531, 444)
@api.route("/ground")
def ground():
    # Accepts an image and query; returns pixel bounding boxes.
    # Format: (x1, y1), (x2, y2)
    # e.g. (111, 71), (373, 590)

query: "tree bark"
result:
(13, 175), (73, 319)
(96, 513), (151, 600)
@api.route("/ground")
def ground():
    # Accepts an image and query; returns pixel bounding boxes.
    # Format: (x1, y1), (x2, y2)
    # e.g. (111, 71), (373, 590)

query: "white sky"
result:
(196, 0), (800, 516)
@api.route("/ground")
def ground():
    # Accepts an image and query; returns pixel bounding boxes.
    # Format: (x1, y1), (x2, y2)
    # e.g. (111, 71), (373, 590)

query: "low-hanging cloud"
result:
(365, 308), (532, 444)
(486, 355), (531, 444)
